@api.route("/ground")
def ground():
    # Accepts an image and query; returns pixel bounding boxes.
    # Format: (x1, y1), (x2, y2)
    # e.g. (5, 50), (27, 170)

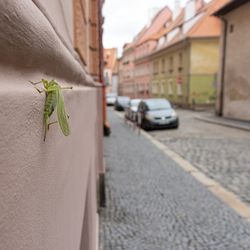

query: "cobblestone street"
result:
(150, 109), (250, 204)
(100, 109), (250, 250)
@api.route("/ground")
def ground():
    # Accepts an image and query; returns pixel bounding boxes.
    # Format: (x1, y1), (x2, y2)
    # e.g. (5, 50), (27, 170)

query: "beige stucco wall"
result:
(190, 39), (219, 75)
(189, 39), (218, 105)
(222, 2), (250, 120)
(0, 1), (101, 249)
(37, 0), (73, 46)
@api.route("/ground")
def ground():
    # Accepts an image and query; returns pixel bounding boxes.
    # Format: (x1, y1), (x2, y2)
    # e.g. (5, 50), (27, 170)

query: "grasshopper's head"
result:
(42, 79), (59, 89)
(50, 79), (59, 87)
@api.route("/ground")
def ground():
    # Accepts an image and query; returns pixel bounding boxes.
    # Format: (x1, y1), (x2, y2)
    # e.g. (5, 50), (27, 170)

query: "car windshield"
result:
(107, 93), (117, 98)
(146, 99), (171, 110)
(130, 99), (141, 107)
(118, 96), (130, 103)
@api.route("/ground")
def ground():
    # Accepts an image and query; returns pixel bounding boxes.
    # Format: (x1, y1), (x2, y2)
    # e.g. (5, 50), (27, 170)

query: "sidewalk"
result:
(100, 110), (250, 250)
(195, 113), (250, 132)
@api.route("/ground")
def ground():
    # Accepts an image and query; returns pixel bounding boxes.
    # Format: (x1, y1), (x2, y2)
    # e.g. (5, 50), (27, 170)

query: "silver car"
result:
(137, 98), (179, 130)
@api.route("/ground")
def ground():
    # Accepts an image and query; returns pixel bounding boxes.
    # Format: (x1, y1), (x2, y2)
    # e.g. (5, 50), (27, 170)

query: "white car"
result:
(106, 93), (117, 106)
(127, 99), (141, 121)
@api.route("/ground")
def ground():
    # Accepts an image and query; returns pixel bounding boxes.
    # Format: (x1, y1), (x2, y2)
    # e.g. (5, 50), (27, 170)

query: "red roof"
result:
(152, 0), (231, 52)
(135, 7), (172, 47)
(188, 0), (231, 38)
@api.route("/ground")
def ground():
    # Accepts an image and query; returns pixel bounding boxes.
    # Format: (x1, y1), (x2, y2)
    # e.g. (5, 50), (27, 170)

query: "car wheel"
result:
(141, 120), (149, 131)
(173, 121), (179, 129)
(140, 121), (144, 129)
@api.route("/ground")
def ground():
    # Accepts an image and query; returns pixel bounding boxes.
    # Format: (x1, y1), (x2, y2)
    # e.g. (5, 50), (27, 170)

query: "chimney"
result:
(184, 0), (196, 21)
(173, 0), (181, 19)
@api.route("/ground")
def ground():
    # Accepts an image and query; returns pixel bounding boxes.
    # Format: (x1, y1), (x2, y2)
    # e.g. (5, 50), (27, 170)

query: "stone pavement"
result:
(150, 109), (250, 205)
(99, 110), (250, 250)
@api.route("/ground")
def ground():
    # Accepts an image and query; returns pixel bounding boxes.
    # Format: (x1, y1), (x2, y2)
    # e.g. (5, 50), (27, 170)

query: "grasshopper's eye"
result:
(42, 79), (48, 84)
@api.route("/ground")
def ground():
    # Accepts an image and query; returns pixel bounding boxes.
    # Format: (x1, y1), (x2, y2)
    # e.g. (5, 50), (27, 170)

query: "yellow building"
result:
(150, 0), (229, 107)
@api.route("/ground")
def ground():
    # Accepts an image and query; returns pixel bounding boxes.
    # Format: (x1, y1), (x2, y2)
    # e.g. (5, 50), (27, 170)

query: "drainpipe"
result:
(218, 17), (228, 117)
(98, 0), (110, 136)
(187, 40), (191, 108)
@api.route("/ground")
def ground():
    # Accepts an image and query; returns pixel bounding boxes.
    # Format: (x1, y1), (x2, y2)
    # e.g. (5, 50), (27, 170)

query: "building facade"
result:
(0, 1), (104, 249)
(215, 0), (250, 121)
(119, 7), (172, 98)
(150, 0), (229, 107)
(119, 0), (231, 108)
(134, 7), (172, 99)
(119, 43), (136, 97)
(74, 0), (103, 80)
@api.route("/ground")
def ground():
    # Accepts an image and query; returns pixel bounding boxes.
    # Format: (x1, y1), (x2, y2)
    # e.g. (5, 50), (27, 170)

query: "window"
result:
(152, 82), (158, 95)
(153, 62), (159, 75)
(161, 59), (165, 73)
(158, 36), (165, 48)
(177, 76), (183, 96)
(169, 56), (173, 73)
(179, 53), (183, 66)
(178, 53), (183, 72)
(160, 81), (165, 95)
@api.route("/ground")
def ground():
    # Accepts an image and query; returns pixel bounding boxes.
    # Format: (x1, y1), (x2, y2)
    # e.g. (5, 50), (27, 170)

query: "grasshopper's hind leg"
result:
(48, 121), (58, 130)
(34, 87), (45, 94)
(44, 126), (47, 141)
(43, 121), (58, 141)
(44, 117), (49, 141)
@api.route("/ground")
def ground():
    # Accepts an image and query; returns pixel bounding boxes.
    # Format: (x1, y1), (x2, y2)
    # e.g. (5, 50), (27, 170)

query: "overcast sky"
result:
(103, 0), (211, 56)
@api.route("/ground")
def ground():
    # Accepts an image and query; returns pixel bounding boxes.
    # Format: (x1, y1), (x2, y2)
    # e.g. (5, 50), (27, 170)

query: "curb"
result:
(195, 116), (250, 132)
(140, 129), (250, 220)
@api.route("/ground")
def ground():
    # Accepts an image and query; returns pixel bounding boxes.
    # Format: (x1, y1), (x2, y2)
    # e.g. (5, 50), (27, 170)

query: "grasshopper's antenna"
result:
(29, 80), (42, 85)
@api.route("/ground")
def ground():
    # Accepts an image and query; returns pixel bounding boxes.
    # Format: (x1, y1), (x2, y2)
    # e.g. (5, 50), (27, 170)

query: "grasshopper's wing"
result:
(56, 90), (70, 136)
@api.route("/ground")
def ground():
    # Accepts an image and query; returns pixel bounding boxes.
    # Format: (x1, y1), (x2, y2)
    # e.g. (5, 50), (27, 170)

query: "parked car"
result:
(127, 99), (141, 121)
(114, 96), (130, 111)
(106, 93), (117, 106)
(137, 98), (179, 130)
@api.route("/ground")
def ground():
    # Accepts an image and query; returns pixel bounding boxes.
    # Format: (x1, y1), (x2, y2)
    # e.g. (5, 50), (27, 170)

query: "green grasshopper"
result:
(30, 79), (73, 141)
